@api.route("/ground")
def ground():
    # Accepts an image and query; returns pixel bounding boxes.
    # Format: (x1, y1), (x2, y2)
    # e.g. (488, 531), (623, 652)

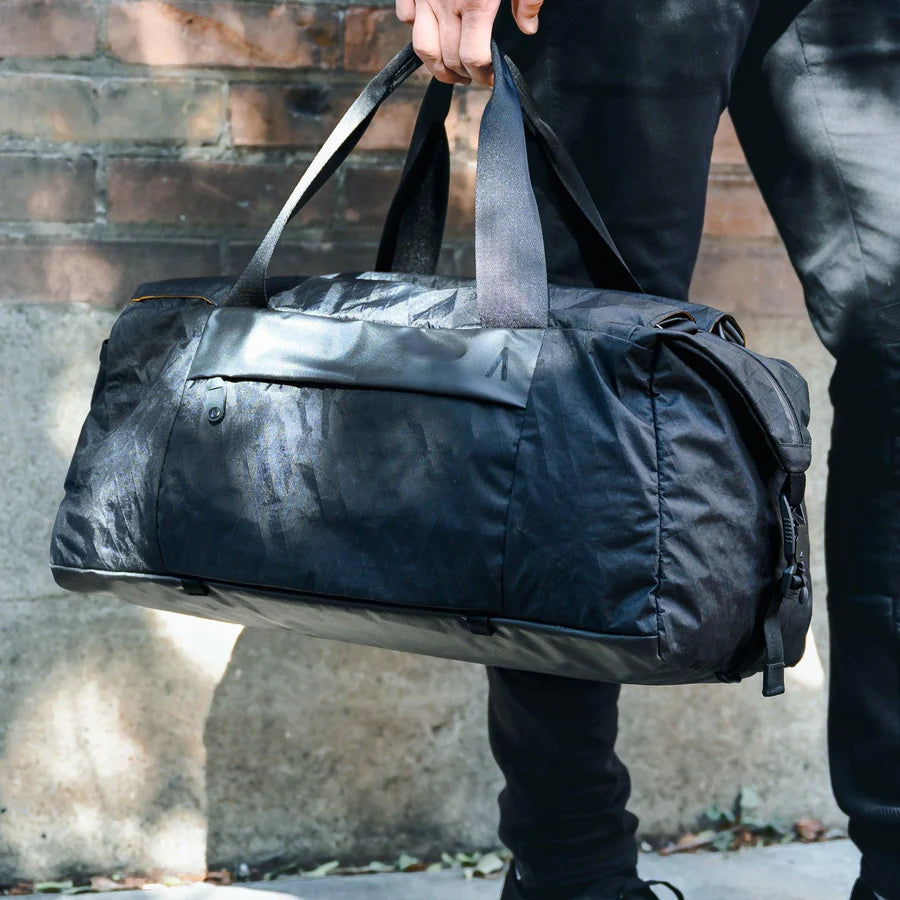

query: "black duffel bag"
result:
(50, 42), (813, 697)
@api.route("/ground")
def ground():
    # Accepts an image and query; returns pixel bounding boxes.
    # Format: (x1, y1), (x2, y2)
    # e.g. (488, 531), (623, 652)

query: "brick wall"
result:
(0, 0), (804, 316)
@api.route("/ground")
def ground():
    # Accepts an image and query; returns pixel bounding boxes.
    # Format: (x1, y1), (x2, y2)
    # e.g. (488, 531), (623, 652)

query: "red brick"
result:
(692, 238), (805, 317)
(361, 88), (462, 152)
(107, 159), (334, 227)
(712, 112), (747, 167)
(379, 89), (464, 152)
(0, 0), (97, 59)
(704, 175), (777, 239)
(343, 163), (475, 238)
(343, 166), (402, 231)
(0, 239), (220, 306)
(230, 82), (337, 149)
(0, 75), (224, 143)
(230, 82), (428, 150)
(358, 90), (423, 152)
(225, 241), (379, 278)
(0, 155), (95, 222)
(107, 0), (338, 68)
(344, 9), (418, 74)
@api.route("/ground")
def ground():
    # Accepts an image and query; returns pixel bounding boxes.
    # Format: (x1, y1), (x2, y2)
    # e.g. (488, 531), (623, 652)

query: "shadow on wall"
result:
(0, 598), (238, 878)
(0, 304), (233, 879)
(203, 633), (500, 870)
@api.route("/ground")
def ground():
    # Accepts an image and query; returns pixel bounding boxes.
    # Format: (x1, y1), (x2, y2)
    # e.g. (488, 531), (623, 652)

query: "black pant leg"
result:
(493, 0), (761, 299)
(485, 1), (760, 891)
(486, 668), (637, 891)
(730, 3), (900, 897)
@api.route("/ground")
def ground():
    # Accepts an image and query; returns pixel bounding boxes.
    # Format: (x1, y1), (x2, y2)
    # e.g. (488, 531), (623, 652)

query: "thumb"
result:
(511, 0), (542, 34)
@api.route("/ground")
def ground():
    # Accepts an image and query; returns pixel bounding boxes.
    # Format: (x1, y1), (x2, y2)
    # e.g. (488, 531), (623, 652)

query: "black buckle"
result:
(780, 560), (809, 604)
(778, 488), (809, 604)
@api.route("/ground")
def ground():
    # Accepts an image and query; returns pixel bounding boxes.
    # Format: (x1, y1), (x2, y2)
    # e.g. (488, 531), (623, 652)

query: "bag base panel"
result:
(51, 564), (750, 686)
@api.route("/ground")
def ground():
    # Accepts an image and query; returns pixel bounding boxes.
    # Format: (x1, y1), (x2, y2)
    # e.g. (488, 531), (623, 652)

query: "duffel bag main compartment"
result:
(50, 271), (812, 692)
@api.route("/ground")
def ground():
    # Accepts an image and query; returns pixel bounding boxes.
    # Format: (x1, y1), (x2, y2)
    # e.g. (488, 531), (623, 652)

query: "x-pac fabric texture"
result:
(487, 0), (900, 897)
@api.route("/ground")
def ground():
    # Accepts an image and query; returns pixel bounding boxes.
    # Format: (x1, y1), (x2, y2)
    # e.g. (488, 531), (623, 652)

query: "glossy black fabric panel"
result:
(189, 307), (543, 410)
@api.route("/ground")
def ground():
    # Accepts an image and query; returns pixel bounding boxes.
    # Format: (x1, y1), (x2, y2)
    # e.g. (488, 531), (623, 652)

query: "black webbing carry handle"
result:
(224, 43), (423, 310)
(376, 56), (642, 295)
(469, 40), (547, 326)
(375, 76), (453, 279)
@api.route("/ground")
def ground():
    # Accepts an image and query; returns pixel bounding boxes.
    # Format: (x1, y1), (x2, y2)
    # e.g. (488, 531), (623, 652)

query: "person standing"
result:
(393, 1), (900, 898)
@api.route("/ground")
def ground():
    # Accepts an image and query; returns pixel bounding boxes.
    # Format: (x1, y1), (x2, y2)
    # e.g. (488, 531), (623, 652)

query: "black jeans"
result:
(487, 1), (900, 897)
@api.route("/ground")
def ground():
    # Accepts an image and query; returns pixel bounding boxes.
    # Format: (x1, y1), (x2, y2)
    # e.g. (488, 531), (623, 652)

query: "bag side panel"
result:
(50, 297), (212, 574)
(651, 341), (791, 674)
(503, 328), (661, 639)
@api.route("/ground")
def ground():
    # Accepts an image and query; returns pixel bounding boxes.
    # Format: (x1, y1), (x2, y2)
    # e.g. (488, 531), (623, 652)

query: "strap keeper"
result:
(763, 661), (785, 697)
(462, 615), (494, 636)
(783, 472), (806, 508)
(761, 593), (786, 697)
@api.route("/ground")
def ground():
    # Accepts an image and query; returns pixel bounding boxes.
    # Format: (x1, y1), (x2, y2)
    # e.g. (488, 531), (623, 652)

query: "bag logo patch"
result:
(485, 346), (510, 382)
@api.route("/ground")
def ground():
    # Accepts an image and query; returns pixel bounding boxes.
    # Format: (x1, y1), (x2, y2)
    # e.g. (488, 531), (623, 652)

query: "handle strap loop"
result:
(377, 57), (642, 295)
(225, 43), (423, 309)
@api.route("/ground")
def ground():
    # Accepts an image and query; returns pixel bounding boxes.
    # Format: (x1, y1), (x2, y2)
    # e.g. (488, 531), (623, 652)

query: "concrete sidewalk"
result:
(22, 842), (860, 900)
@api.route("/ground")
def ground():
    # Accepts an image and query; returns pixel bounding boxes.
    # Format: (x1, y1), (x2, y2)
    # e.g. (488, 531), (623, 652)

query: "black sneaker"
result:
(500, 861), (684, 900)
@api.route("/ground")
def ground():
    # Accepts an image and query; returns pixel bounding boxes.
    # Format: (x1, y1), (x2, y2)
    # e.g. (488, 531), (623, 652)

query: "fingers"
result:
(395, 0), (415, 24)
(437, 11), (470, 82)
(511, 0), (542, 34)
(412, 1), (472, 84)
(458, 4), (497, 86)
